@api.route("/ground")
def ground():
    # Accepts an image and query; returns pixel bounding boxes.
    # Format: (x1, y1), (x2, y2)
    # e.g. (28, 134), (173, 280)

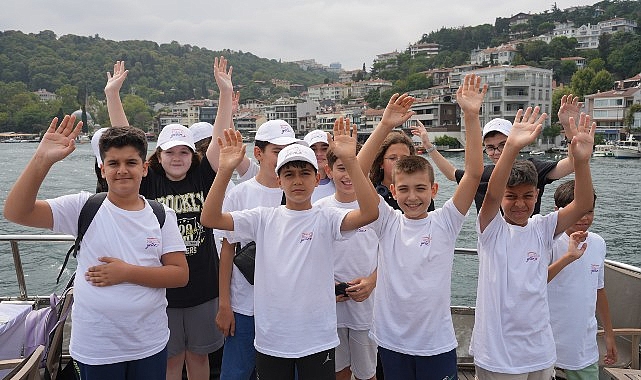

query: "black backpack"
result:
(56, 192), (166, 283)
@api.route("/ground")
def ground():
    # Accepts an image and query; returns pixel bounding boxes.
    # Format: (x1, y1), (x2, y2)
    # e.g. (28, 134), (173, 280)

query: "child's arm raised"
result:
(357, 93), (415, 174)
(547, 94), (582, 179)
(85, 251), (188, 288)
(479, 107), (546, 231)
(104, 61), (129, 127)
(451, 73), (486, 214)
(4, 116), (83, 228)
(547, 230), (588, 282)
(555, 114), (595, 236)
(332, 118), (379, 231)
(208, 56), (249, 173)
(410, 120), (457, 181)
(201, 129), (247, 230)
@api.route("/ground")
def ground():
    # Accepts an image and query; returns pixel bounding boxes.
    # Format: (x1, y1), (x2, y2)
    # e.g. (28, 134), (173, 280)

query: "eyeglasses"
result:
(484, 142), (506, 154)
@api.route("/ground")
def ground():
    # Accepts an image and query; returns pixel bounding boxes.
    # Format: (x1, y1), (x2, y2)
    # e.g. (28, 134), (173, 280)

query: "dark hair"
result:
(326, 143), (362, 168)
(483, 130), (508, 141)
(94, 160), (108, 192)
(194, 137), (212, 159)
(99, 126), (147, 162)
(277, 160), (317, 176)
(254, 140), (270, 151)
(369, 131), (416, 184)
(392, 155), (434, 183)
(554, 179), (597, 208)
(147, 146), (200, 176)
(507, 160), (538, 188)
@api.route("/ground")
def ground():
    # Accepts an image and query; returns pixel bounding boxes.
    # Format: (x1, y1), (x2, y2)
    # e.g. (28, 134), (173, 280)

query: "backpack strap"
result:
(56, 194), (166, 283)
(148, 199), (166, 228)
(56, 193), (107, 283)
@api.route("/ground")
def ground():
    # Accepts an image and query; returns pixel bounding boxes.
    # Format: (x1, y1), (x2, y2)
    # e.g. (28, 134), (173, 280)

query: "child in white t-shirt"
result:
(201, 118), (379, 380)
(314, 144), (379, 380)
(547, 180), (617, 378)
(356, 73), (486, 380)
(305, 129), (336, 202)
(4, 120), (188, 380)
(471, 110), (596, 379)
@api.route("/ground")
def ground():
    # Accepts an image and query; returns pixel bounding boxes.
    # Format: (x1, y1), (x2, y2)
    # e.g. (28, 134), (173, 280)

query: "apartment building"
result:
(470, 65), (553, 128)
(470, 44), (518, 66)
(584, 87), (641, 140)
(346, 79), (393, 99)
(409, 42), (440, 58)
(307, 83), (349, 102)
(536, 18), (637, 49)
(34, 89), (58, 102)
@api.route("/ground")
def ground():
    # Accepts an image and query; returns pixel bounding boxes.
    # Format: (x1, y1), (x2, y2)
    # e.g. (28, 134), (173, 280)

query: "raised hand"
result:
(456, 73), (487, 114)
(410, 120), (432, 145)
(216, 128), (246, 171)
(36, 115), (83, 164)
(566, 230), (588, 261)
(213, 56), (233, 93)
(506, 107), (547, 150)
(558, 94), (581, 130)
(328, 117), (357, 160)
(104, 61), (128, 96)
(568, 113), (596, 163)
(380, 93), (416, 129)
(231, 90), (241, 115)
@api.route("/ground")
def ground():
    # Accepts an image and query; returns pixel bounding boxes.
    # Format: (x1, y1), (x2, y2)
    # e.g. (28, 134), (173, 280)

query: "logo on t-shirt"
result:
(145, 237), (160, 250)
(525, 251), (540, 262)
(420, 235), (432, 247)
(300, 232), (313, 243)
(590, 264), (600, 273)
(357, 227), (367, 233)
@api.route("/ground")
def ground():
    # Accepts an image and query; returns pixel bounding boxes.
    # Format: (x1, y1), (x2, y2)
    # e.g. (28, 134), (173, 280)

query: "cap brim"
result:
(159, 141), (196, 151)
(268, 137), (307, 146)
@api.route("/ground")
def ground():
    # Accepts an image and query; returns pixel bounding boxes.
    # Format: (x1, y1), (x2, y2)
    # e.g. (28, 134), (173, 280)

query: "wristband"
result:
(425, 146), (436, 154)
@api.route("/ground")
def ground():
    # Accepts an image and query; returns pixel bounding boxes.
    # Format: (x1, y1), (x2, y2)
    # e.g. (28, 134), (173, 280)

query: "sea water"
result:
(0, 142), (640, 305)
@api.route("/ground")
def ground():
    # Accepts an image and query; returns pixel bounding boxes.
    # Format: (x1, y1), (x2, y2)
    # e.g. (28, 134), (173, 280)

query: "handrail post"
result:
(10, 240), (28, 300)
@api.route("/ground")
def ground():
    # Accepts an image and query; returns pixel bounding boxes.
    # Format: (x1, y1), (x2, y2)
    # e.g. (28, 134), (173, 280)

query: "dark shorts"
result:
(167, 298), (225, 357)
(378, 346), (457, 380)
(256, 349), (335, 380)
(76, 347), (167, 380)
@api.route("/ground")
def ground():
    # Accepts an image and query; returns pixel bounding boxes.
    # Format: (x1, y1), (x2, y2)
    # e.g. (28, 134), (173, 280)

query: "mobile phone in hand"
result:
(335, 282), (349, 296)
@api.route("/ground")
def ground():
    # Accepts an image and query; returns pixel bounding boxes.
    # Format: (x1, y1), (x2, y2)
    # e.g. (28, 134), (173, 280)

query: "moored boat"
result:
(593, 144), (615, 157)
(613, 135), (641, 159)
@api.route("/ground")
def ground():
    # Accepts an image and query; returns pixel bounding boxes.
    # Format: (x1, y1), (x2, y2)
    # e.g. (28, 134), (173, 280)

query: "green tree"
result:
(590, 70), (614, 94)
(122, 94), (152, 130)
(434, 135), (460, 148)
(551, 87), (574, 124)
(570, 68), (595, 97)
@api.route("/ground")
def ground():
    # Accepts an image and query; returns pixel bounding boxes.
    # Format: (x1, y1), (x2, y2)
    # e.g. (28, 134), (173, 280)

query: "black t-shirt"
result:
(454, 157), (557, 215)
(140, 156), (218, 308)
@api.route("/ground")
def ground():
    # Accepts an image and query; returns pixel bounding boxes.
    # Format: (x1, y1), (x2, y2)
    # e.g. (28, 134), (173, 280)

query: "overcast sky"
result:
(2, 0), (597, 70)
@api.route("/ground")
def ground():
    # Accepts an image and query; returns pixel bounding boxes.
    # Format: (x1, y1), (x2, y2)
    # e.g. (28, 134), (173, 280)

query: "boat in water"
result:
(1, 235), (639, 376)
(613, 135), (641, 159)
(593, 144), (615, 158)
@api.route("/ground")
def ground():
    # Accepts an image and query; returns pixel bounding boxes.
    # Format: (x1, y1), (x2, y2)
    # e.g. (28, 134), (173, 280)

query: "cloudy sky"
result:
(2, 0), (596, 70)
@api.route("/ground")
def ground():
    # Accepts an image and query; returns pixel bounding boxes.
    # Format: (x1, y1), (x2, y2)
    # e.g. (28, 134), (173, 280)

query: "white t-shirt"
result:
(548, 231), (606, 370)
(229, 205), (350, 358)
(47, 192), (186, 365)
(311, 179), (336, 203)
(471, 211), (558, 374)
(369, 198), (465, 356)
(314, 195), (379, 330)
(222, 177), (284, 316)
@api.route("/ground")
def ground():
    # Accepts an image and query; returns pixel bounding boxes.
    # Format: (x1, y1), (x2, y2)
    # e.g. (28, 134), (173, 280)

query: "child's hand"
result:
(506, 107), (547, 150)
(216, 129), (246, 171)
(380, 93), (415, 129)
(104, 61), (128, 96)
(558, 94), (581, 130)
(216, 306), (236, 337)
(232, 90), (241, 114)
(36, 115), (83, 164)
(568, 113), (595, 163)
(566, 230), (588, 262)
(213, 56), (233, 94)
(456, 73), (487, 114)
(85, 257), (130, 286)
(328, 117), (357, 160)
(346, 276), (375, 302)
(410, 120), (432, 146)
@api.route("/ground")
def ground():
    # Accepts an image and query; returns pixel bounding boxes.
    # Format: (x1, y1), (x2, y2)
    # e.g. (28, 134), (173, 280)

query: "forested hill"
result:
(0, 30), (337, 104)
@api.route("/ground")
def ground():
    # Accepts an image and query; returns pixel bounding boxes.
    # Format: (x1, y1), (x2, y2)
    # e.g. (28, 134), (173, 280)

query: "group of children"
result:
(2, 56), (618, 380)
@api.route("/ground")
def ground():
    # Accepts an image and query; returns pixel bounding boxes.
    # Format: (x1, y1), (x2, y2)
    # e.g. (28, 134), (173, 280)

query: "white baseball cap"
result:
(91, 127), (108, 166)
(304, 130), (329, 147)
(482, 118), (512, 139)
(275, 144), (318, 173)
(189, 122), (213, 143)
(255, 120), (303, 146)
(157, 124), (196, 151)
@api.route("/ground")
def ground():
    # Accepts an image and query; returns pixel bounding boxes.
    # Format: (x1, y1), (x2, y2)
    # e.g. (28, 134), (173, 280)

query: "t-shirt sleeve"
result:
(229, 207), (263, 243)
(529, 157), (558, 185)
(369, 195), (395, 238)
(46, 192), (92, 236)
(237, 161), (259, 183)
(160, 206), (187, 254)
(326, 206), (352, 241)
